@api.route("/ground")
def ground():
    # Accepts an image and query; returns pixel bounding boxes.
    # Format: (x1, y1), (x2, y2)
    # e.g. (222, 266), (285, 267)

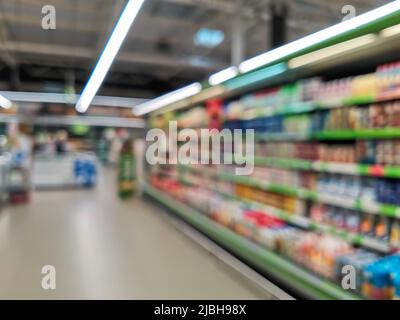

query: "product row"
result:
(150, 61), (400, 132)
(310, 204), (400, 245)
(218, 164), (400, 207)
(149, 174), (400, 300)
(224, 100), (400, 135)
(175, 165), (400, 248)
(224, 60), (400, 122)
(255, 140), (400, 166)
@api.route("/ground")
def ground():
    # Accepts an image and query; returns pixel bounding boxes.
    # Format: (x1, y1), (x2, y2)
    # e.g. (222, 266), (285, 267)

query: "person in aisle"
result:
(54, 130), (69, 154)
(7, 123), (33, 204)
(8, 123), (33, 168)
(107, 129), (122, 166)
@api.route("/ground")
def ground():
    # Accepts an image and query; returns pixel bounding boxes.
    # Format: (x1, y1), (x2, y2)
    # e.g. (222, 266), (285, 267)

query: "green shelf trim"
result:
(251, 155), (400, 179)
(253, 156), (312, 170)
(357, 165), (371, 176)
(377, 204), (399, 218)
(255, 132), (311, 141)
(342, 95), (376, 106)
(144, 184), (361, 300)
(314, 128), (400, 140)
(383, 166), (400, 178)
(254, 129), (400, 142)
(218, 173), (304, 198)
(352, 234), (364, 246)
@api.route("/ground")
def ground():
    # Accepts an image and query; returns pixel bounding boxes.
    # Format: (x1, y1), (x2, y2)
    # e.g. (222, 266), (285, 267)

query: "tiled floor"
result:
(0, 168), (269, 299)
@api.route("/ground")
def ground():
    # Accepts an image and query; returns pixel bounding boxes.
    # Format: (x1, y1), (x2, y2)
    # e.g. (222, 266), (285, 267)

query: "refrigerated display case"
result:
(32, 152), (98, 190)
(142, 10), (400, 300)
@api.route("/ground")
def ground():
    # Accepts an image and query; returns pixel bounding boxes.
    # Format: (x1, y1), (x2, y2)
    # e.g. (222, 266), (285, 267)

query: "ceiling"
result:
(0, 0), (388, 99)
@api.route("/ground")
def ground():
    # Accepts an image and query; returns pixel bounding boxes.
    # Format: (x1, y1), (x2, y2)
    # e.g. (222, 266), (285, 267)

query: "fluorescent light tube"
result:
(239, 0), (400, 73)
(0, 91), (147, 108)
(0, 94), (12, 109)
(76, 0), (145, 113)
(134, 83), (202, 116)
(380, 23), (400, 37)
(209, 66), (238, 86)
(288, 34), (377, 69)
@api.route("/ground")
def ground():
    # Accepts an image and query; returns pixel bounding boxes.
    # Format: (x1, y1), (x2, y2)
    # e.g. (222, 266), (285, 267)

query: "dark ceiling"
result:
(0, 0), (388, 99)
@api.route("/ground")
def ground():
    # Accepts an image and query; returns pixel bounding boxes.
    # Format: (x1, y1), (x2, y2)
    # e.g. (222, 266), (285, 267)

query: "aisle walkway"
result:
(0, 168), (267, 299)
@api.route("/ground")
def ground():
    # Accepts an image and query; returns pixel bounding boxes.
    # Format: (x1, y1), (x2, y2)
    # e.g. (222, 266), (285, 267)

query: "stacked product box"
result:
(314, 102), (400, 132)
(235, 184), (306, 215)
(334, 250), (379, 295)
(310, 204), (361, 234)
(361, 255), (400, 300)
(255, 140), (400, 165)
(316, 172), (400, 207)
(251, 167), (316, 190)
(283, 233), (355, 279)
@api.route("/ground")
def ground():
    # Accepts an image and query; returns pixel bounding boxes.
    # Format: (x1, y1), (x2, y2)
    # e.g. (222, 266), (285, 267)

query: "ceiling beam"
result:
(0, 90), (148, 108)
(12, 0), (96, 14)
(161, 0), (268, 20)
(0, 12), (98, 33)
(0, 7), (17, 66)
(0, 41), (225, 70)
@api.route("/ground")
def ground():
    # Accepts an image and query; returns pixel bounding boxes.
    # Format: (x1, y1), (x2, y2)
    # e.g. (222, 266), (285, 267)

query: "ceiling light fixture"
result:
(239, 0), (400, 73)
(288, 34), (377, 69)
(0, 91), (147, 107)
(208, 66), (239, 86)
(133, 83), (202, 116)
(194, 28), (225, 48)
(75, 0), (145, 113)
(225, 63), (287, 90)
(0, 94), (12, 109)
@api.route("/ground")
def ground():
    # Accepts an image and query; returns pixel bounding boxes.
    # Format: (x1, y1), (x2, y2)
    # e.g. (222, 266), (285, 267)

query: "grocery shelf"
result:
(214, 190), (392, 254)
(218, 172), (316, 199)
(254, 156), (313, 171)
(182, 153), (400, 179)
(182, 165), (400, 219)
(255, 132), (310, 141)
(254, 129), (400, 142)
(314, 128), (400, 140)
(254, 156), (400, 179)
(0, 114), (145, 128)
(179, 174), (394, 253)
(236, 175), (399, 218)
(236, 92), (400, 120)
(144, 183), (361, 300)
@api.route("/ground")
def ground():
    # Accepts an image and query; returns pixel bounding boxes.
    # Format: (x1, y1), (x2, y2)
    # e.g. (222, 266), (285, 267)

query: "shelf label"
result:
(368, 165), (385, 177)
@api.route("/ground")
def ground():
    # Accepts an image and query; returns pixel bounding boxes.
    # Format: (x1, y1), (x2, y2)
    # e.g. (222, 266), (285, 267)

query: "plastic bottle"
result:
(118, 140), (136, 199)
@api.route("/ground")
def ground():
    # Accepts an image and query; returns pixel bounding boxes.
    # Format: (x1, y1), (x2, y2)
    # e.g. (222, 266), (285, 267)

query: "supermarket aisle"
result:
(0, 168), (269, 299)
